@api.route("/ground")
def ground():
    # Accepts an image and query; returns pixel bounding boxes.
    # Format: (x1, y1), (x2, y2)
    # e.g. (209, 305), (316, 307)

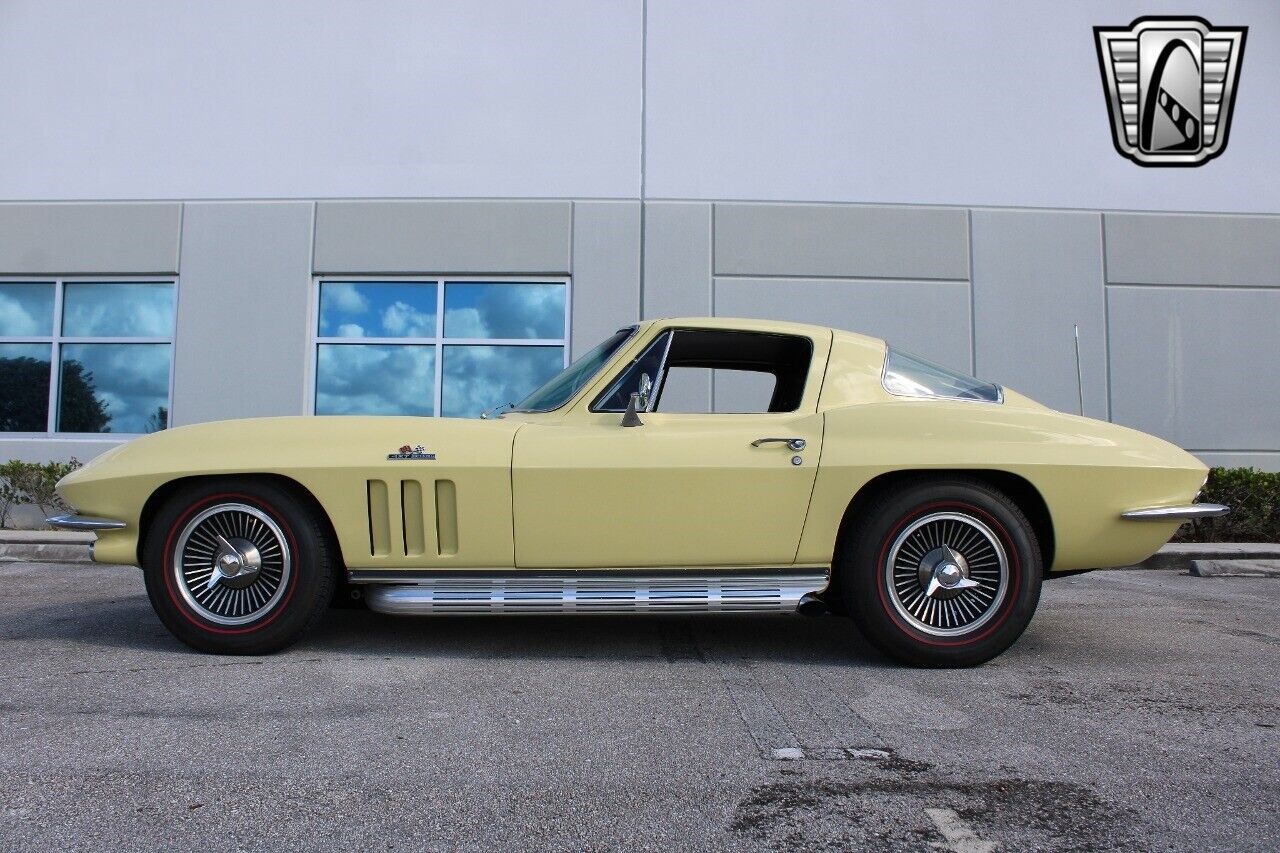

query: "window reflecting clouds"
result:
(58, 343), (171, 433)
(0, 344), (52, 432)
(314, 279), (568, 418)
(0, 283), (54, 336)
(442, 346), (564, 418)
(315, 344), (435, 416)
(318, 282), (437, 338)
(444, 282), (565, 339)
(62, 282), (174, 337)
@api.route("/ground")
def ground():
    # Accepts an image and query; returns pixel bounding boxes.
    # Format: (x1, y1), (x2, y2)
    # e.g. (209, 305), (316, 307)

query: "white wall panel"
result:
(646, 0), (1280, 213)
(0, 0), (640, 200)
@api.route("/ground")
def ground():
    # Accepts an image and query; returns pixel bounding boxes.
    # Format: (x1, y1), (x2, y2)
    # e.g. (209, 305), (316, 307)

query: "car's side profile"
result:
(51, 317), (1225, 666)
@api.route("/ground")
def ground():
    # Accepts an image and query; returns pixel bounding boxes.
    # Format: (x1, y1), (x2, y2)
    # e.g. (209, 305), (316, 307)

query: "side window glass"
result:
(593, 332), (671, 412)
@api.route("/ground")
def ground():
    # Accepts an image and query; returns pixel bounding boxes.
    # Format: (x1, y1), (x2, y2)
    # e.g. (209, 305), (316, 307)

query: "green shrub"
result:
(0, 459), (82, 528)
(1173, 466), (1280, 544)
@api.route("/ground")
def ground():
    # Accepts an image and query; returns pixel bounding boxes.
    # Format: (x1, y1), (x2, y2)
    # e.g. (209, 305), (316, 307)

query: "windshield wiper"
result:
(480, 402), (514, 420)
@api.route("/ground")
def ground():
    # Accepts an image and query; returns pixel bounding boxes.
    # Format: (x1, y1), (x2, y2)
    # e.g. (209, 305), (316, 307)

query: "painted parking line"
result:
(926, 807), (997, 853)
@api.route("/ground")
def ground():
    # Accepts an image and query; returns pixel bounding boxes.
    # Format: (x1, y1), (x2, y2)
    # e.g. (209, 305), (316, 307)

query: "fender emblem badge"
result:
(388, 444), (436, 461)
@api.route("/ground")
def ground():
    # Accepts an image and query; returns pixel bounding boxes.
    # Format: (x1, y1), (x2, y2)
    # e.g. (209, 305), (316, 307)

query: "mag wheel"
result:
(142, 479), (335, 654)
(841, 478), (1042, 667)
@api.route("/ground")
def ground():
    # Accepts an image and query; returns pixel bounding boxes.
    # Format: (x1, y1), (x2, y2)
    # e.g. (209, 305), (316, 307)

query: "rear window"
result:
(882, 347), (1002, 403)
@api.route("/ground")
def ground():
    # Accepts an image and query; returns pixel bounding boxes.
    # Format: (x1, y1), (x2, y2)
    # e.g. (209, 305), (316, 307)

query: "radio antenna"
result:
(1073, 324), (1084, 416)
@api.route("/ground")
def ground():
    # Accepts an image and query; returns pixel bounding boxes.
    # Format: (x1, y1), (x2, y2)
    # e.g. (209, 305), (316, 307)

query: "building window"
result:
(0, 279), (176, 435)
(311, 278), (570, 418)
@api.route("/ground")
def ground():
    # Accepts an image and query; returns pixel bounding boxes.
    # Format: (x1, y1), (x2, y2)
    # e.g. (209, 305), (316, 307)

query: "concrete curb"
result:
(0, 531), (95, 564)
(1129, 543), (1280, 572)
(1190, 560), (1280, 578)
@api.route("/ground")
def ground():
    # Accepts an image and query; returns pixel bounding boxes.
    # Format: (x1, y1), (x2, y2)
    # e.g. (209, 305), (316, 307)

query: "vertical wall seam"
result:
(637, 0), (647, 319)
(306, 201), (318, 412)
(967, 208), (976, 374)
(709, 202), (716, 408)
(1100, 212), (1113, 422)
(175, 202), (186, 274)
(170, 202), (186, 426)
(568, 201), (577, 355)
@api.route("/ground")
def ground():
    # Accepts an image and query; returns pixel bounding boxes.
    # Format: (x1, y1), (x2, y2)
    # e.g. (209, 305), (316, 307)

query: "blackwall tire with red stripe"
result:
(839, 478), (1042, 667)
(142, 479), (336, 655)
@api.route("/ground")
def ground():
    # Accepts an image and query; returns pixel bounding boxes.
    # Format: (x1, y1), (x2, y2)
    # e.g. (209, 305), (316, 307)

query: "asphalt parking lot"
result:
(0, 562), (1276, 852)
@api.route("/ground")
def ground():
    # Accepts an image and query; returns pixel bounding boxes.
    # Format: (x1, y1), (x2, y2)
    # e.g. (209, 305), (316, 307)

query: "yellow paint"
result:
(58, 316), (1207, 575)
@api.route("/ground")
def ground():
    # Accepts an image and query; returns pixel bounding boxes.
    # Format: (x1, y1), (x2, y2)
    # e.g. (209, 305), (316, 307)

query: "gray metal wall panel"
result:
(714, 278), (971, 372)
(713, 204), (969, 280)
(643, 202), (713, 411)
(172, 202), (314, 426)
(0, 203), (180, 274)
(972, 209), (1107, 417)
(1104, 213), (1280, 287)
(642, 202), (712, 318)
(314, 200), (572, 274)
(0, 438), (124, 464)
(1108, 286), (1280, 452)
(570, 201), (640, 358)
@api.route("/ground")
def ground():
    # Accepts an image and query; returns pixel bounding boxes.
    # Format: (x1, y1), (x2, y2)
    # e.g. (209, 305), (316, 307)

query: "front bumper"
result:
(1121, 504), (1230, 521)
(46, 514), (127, 531)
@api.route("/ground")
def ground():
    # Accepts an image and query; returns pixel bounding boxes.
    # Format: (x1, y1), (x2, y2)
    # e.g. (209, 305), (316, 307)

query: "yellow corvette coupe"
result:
(50, 317), (1225, 666)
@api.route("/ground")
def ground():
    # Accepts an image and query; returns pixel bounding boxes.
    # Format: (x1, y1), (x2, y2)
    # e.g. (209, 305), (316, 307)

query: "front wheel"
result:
(142, 479), (335, 654)
(840, 478), (1042, 667)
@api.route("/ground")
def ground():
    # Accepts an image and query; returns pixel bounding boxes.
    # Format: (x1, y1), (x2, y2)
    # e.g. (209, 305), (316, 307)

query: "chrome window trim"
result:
(589, 329), (674, 414)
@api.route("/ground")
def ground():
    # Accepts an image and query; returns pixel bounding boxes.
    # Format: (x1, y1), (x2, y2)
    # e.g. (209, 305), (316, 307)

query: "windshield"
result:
(512, 327), (636, 412)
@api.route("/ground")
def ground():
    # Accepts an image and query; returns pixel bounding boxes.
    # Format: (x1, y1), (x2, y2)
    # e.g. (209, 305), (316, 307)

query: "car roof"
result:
(641, 316), (885, 348)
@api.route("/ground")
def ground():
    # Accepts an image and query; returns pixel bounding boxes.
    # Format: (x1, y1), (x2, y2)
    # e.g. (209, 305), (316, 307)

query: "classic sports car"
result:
(50, 317), (1225, 666)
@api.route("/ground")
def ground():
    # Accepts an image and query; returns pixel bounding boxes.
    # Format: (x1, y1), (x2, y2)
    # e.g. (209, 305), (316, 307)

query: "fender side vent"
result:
(367, 480), (391, 557)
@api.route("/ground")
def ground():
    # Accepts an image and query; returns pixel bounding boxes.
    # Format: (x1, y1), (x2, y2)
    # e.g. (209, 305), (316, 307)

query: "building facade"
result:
(1, 1), (1277, 470)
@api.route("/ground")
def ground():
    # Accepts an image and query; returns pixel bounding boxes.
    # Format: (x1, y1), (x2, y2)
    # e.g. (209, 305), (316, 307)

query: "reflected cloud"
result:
(444, 283), (565, 340)
(0, 283), (55, 336)
(441, 345), (563, 418)
(58, 343), (171, 433)
(61, 283), (174, 338)
(316, 344), (435, 416)
(319, 282), (436, 338)
(382, 301), (435, 337)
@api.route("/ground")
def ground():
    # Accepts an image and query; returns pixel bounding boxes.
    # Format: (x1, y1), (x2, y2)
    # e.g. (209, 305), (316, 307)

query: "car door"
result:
(510, 326), (832, 569)
(510, 412), (824, 568)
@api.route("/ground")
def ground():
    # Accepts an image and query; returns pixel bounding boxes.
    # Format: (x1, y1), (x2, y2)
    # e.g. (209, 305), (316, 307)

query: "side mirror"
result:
(621, 372), (652, 428)
(637, 372), (653, 411)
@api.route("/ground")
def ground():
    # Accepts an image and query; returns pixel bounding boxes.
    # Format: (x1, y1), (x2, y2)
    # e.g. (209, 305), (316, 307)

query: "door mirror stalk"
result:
(621, 392), (644, 427)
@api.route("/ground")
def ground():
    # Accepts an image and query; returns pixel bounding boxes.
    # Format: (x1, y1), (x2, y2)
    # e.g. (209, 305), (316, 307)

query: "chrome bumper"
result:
(1121, 504), (1229, 521)
(46, 514), (126, 531)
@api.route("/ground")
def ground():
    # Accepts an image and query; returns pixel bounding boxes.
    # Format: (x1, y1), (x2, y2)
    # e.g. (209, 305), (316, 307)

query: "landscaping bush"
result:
(0, 459), (82, 528)
(1173, 466), (1280, 544)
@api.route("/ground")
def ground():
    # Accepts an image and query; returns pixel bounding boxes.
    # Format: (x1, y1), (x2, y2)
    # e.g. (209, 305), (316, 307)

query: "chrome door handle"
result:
(751, 437), (806, 451)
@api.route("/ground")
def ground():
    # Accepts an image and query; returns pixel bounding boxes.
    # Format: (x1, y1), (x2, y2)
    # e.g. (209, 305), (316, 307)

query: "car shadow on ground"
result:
(10, 588), (899, 667)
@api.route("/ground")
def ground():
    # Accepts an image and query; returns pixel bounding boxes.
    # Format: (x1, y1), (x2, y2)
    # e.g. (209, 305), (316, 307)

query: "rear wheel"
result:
(840, 478), (1042, 667)
(142, 479), (335, 654)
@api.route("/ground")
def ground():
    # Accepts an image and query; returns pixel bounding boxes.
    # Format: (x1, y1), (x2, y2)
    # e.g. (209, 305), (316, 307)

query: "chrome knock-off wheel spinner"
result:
(885, 511), (1009, 637)
(173, 503), (291, 626)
